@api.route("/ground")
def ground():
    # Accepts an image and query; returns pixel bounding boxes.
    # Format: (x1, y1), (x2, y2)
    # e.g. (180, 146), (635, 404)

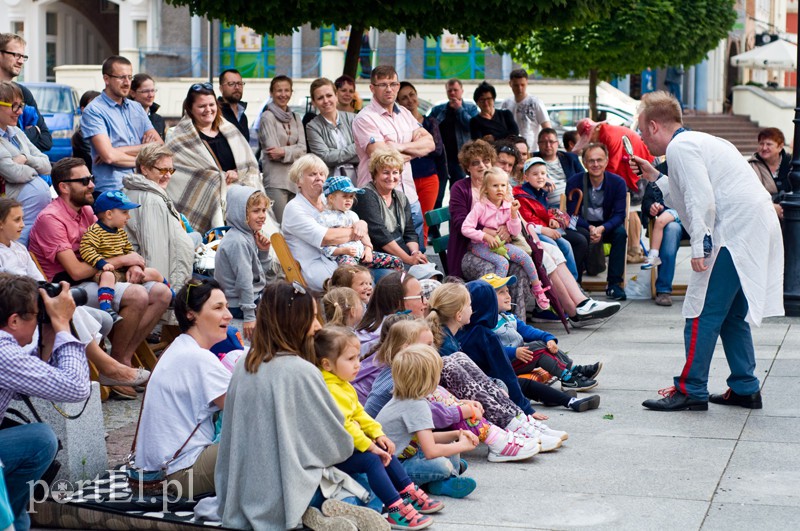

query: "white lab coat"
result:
(657, 131), (784, 326)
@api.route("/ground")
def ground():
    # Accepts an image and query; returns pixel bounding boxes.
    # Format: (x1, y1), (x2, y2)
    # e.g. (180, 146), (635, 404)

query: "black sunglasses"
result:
(190, 82), (214, 92)
(61, 175), (95, 186)
(498, 145), (519, 157)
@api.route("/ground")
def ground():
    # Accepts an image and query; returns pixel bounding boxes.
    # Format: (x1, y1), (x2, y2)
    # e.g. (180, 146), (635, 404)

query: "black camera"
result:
(37, 282), (88, 324)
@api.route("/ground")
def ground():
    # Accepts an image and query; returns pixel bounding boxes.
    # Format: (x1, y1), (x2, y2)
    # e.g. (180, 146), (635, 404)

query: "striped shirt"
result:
(0, 330), (90, 420)
(79, 222), (134, 269)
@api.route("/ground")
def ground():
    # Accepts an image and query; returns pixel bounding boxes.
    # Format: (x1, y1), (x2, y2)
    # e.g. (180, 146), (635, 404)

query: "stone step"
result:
(681, 114), (761, 155)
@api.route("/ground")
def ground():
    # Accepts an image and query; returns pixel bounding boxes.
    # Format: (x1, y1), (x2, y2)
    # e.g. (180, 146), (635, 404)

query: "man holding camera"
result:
(0, 273), (90, 530)
(28, 158), (171, 384)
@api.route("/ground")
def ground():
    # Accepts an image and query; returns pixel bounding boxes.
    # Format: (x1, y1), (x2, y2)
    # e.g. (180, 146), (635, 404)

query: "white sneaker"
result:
(528, 417), (569, 441)
(575, 299), (621, 321)
(537, 431), (564, 452)
(641, 256), (662, 270)
(487, 430), (541, 462)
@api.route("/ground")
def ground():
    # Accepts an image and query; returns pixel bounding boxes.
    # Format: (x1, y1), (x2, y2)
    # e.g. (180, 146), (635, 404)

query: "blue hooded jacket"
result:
(456, 280), (534, 415)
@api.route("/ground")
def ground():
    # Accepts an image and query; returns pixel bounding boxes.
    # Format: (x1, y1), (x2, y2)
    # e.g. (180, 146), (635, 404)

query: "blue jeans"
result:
(409, 200), (425, 253)
(400, 449), (459, 486)
(655, 221), (689, 294)
(674, 248), (759, 400)
(0, 423), (58, 530)
(335, 451), (411, 507)
(539, 234), (578, 279)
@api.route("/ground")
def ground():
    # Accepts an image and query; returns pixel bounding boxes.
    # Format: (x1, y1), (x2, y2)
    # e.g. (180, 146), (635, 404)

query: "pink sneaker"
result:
(487, 430), (540, 462)
(532, 284), (551, 310)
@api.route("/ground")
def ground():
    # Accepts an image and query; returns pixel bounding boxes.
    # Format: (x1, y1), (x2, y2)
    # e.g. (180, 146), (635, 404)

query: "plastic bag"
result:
(626, 269), (651, 300)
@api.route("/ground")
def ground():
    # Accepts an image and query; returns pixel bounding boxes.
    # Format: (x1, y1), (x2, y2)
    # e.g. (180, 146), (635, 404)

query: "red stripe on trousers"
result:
(679, 317), (700, 395)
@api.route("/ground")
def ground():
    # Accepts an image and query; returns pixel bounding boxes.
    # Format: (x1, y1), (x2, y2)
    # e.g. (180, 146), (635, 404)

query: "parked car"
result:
(547, 103), (637, 141)
(20, 82), (80, 162)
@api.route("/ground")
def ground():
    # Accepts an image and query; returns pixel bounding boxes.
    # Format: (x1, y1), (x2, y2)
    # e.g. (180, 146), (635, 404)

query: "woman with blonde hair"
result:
(283, 153), (369, 293)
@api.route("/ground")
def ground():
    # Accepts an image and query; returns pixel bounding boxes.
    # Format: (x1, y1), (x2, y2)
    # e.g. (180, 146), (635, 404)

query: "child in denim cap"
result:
(320, 175), (403, 271)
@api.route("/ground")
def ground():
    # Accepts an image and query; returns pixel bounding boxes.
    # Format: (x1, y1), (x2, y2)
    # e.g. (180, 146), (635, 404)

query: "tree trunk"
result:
(343, 25), (365, 79)
(588, 69), (598, 121)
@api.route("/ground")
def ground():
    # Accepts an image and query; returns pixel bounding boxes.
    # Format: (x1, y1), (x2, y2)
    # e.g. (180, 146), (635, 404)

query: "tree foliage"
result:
(486, 0), (736, 117)
(166, 0), (627, 77)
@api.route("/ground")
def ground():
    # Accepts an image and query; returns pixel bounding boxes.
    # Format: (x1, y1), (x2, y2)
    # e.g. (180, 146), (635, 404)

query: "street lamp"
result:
(781, 39), (800, 316)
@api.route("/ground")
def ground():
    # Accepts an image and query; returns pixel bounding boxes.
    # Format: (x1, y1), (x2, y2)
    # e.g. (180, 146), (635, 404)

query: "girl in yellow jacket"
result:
(315, 326), (442, 530)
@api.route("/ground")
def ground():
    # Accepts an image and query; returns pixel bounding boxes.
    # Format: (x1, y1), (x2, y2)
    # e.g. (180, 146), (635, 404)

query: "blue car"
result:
(20, 83), (80, 163)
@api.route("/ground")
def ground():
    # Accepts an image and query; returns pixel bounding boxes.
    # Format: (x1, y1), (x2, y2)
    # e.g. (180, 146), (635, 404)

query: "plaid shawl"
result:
(166, 116), (261, 233)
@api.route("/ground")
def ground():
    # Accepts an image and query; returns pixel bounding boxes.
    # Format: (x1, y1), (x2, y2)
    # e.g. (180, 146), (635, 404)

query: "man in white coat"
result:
(631, 91), (784, 412)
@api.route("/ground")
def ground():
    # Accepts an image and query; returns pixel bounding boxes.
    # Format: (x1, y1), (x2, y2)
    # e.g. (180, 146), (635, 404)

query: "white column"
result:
(191, 15), (203, 77)
(686, 65), (696, 110)
(395, 33), (406, 79)
(291, 29), (303, 79)
(502, 54), (512, 80)
(117, 0), (134, 51)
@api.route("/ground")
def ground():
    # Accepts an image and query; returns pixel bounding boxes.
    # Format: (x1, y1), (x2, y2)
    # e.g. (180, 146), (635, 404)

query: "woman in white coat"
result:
(0, 81), (51, 245)
(123, 144), (197, 292)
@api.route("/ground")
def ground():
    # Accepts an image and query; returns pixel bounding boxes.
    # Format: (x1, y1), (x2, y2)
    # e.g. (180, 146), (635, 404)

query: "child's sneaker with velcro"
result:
(487, 430), (540, 462)
(385, 501), (432, 530)
(401, 485), (444, 514)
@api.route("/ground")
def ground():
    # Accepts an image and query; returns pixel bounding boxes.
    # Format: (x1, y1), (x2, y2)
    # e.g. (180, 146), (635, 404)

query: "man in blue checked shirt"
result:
(0, 274), (89, 530)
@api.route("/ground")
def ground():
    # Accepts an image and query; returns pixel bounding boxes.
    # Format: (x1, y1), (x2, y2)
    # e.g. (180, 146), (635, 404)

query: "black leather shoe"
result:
(709, 388), (762, 409)
(643, 389), (708, 411)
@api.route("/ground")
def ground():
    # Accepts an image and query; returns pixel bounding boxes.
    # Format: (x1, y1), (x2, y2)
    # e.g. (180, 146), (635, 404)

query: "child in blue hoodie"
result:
(481, 273), (602, 393)
(214, 185), (274, 341)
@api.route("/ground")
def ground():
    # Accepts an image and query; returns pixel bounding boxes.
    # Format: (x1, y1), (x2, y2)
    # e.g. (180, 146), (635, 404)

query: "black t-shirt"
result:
(439, 107), (459, 160)
(199, 130), (237, 172)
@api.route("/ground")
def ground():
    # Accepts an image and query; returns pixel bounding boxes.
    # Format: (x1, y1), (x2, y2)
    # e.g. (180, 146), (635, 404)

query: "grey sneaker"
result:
(655, 293), (673, 306)
(302, 507), (357, 531)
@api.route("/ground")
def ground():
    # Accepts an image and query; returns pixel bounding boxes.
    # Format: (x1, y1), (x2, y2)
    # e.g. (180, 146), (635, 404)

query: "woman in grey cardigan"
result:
(0, 81), (52, 245)
(306, 78), (359, 182)
(258, 75), (307, 223)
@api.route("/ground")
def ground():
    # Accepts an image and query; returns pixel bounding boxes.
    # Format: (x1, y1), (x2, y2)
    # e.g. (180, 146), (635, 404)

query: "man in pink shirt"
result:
(352, 65), (435, 247)
(28, 157), (171, 370)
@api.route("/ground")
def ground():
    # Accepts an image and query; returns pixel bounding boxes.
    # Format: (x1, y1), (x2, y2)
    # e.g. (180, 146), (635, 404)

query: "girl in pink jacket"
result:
(461, 168), (550, 310)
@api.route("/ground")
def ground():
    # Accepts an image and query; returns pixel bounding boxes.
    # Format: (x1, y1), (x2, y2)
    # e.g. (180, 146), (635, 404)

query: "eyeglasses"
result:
(223, 81), (245, 88)
(372, 82), (400, 90)
(153, 166), (176, 175)
(403, 293), (427, 303)
(288, 280), (307, 307)
(191, 82), (214, 92)
(61, 175), (95, 186)
(107, 74), (133, 81)
(0, 50), (28, 62)
(185, 279), (204, 304)
(585, 158), (607, 165)
(469, 159), (490, 168)
(136, 89), (158, 95)
(0, 101), (25, 113)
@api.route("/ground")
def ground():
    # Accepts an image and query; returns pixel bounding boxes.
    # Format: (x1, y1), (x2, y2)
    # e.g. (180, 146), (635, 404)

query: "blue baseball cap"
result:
(93, 190), (141, 214)
(323, 175), (364, 197)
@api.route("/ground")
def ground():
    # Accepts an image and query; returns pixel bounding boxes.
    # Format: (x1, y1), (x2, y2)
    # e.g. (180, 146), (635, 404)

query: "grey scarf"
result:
(267, 101), (292, 124)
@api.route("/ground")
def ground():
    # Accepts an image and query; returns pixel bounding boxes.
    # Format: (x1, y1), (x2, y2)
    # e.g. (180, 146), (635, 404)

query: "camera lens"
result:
(70, 287), (88, 306)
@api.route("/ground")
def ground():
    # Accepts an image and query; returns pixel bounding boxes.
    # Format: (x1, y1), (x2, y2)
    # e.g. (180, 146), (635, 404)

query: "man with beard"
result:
(81, 56), (162, 193)
(217, 68), (249, 141)
(28, 158), (171, 392)
(0, 33), (52, 153)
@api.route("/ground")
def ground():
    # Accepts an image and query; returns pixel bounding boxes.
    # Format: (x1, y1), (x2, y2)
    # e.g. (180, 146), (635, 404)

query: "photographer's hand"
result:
(40, 282), (76, 334)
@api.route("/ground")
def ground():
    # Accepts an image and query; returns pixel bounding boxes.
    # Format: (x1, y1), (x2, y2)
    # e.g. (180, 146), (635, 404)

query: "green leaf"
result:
(603, 413), (614, 420)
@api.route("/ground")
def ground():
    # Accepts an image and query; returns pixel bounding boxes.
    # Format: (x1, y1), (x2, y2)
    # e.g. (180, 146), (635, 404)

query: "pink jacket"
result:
(461, 199), (521, 243)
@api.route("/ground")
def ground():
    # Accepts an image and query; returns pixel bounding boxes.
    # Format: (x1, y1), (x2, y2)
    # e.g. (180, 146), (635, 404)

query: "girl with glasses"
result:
(130, 73), (165, 140)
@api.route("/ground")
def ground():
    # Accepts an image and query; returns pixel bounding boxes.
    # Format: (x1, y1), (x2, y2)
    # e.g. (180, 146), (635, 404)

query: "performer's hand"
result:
(629, 155), (660, 182)
(691, 257), (709, 272)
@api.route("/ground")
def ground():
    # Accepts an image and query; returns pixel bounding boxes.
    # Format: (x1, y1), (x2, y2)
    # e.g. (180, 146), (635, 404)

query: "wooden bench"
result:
(270, 232), (324, 323)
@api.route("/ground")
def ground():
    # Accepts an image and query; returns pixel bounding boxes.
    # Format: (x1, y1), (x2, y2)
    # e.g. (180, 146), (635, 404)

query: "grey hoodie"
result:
(214, 185), (273, 321)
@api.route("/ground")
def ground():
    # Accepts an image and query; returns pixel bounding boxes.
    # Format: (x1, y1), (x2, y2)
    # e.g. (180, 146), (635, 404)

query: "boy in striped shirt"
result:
(79, 191), (169, 320)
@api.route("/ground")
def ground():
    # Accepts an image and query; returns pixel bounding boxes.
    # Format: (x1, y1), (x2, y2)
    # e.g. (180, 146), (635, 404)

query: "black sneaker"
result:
(569, 394), (601, 412)
(573, 362), (603, 380)
(642, 387), (708, 411)
(561, 374), (598, 392)
(606, 284), (627, 301)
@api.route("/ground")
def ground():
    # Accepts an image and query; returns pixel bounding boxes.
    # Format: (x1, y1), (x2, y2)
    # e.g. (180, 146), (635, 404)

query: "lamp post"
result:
(780, 39), (800, 316)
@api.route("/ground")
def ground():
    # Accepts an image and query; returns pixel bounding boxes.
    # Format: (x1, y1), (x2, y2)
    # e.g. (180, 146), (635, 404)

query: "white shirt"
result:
(135, 334), (231, 474)
(501, 95), (549, 148)
(658, 131), (784, 324)
(282, 193), (339, 292)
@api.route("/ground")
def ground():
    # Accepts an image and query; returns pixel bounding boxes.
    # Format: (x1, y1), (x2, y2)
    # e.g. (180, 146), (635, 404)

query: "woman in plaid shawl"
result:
(166, 83), (262, 234)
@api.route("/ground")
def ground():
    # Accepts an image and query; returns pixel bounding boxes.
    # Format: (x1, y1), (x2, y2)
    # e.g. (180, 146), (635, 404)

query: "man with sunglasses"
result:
(217, 69), (249, 141)
(81, 56), (163, 193)
(353, 65), (435, 248)
(0, 33), (52, 153)
(29, 158), (171, 380)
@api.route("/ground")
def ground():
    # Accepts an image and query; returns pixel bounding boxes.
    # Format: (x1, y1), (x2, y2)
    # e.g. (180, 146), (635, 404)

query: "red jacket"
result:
(513, 183), (551, 227)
